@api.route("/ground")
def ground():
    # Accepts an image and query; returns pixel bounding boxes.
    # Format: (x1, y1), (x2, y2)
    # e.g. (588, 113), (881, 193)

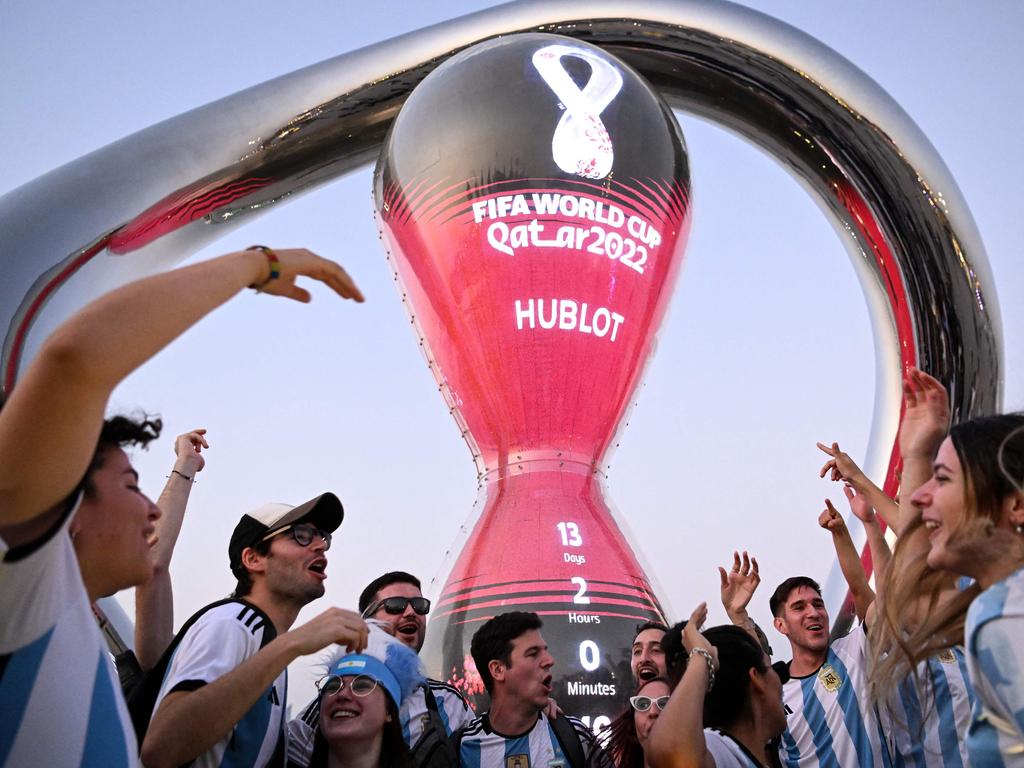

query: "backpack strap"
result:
(550, 714), (587, 768)
(126, 598), (271, 744)
(410, 683), (461, 768)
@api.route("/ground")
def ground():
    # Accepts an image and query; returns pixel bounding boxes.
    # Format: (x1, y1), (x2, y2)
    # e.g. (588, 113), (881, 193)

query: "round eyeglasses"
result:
(630, 694), (670, 712)
(260, 522), (331, 550)
(316, 674), (379, 698)
(361, 596), (431, 618)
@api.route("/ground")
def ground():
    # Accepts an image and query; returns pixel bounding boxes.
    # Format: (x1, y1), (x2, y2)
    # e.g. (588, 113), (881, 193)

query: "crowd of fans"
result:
(0, 246), (1021, 767)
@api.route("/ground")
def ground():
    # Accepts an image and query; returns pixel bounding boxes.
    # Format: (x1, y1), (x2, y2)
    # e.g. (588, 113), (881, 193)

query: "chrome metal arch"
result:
(0, 0), (1001, 622)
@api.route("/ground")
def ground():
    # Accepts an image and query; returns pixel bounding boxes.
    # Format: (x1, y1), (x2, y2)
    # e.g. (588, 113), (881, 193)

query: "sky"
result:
(2, 0), (1021, 711)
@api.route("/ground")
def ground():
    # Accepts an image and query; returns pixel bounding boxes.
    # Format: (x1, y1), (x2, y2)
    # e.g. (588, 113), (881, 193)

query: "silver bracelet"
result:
(689, 648), (717, 691)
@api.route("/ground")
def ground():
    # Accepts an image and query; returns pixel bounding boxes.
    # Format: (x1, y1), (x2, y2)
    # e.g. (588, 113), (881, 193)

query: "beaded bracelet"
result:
(247, 245), (281, 291)
(690, 648), (717, 691)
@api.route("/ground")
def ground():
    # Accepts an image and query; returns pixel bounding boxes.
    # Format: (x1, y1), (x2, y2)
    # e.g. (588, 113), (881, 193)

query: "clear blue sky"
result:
(3, 0), (1021, 708)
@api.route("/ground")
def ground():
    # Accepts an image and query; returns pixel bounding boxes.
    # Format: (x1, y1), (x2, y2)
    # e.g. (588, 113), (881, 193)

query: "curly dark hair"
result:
(74, 414), (162, 501)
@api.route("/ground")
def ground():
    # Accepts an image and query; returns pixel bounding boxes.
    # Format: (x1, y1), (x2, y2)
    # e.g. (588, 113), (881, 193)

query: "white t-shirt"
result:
(778, 625), (889, 768)
(149, 601), (286, 768)
(0, 500), (139, 766)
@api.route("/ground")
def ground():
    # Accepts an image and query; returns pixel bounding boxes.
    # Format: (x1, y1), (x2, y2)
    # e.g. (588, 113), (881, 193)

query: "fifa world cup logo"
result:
(374, 33), (691, 725)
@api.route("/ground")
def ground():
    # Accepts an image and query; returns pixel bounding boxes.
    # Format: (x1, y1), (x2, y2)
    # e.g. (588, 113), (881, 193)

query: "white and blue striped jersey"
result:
(778, 625), (890, 768)
(149, 601), (286, 768)
(705, 728), (762, 767)
(0, 500), (139, 767)
(402, 678), (474, 745)
(456, 712), (599, 768)
(880, 647), (975, 768)
(286, 677), (474, 766)
(964, 566), (1024, 767)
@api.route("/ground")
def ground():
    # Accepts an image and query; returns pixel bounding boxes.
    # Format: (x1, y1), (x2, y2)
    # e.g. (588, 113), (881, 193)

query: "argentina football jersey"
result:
(778, 625), (890, 768)
(0, 499), (139, 768)
(457, 712), (598, 768)
(964, 566), (1024, 767)
(879, 647), (975, 767)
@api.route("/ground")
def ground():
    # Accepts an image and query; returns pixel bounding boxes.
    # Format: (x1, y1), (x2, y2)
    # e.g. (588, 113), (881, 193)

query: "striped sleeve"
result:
(973, 616), (1024, 738)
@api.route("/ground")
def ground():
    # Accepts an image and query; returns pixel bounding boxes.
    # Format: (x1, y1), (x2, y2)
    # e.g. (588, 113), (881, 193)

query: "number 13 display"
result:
(374, 33), (691, 725)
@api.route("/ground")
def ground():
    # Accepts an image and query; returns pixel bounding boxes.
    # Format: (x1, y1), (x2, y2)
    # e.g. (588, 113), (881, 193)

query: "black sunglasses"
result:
(362, 596), (431, 618)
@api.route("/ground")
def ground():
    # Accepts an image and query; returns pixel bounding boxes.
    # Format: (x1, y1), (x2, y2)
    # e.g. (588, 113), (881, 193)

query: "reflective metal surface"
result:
(0, 0), (1001, 631)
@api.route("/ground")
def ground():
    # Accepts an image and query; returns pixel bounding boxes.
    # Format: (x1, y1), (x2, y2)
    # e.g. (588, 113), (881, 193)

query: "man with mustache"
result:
(453, 611), (607, 768)
(631, 621), (668, 683)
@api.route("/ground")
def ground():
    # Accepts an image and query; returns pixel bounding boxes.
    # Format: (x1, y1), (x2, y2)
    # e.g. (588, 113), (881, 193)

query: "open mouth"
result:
(541, 675), (553, 694)
(805, 623), (823, 632)
(308, 557), (328, 579)
(396, 621), (419, 639)
(636, 664), (658, 681)
(144, 527), (158, 547)
(330, 708), (359, 720)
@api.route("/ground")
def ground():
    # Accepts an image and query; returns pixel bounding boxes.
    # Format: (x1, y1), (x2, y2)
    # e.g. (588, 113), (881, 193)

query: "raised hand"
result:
(819, 499), (848, 535)
(719, 551), (760, 619)
(173, 428), (208, 476)
(682, 602), (717, 663)
(817, 441), (865, 487)
(288, 608), (369, 657)
(899, 368), (950, 460)
(250, 247), (364, 304)
(844, 485), (877, 526)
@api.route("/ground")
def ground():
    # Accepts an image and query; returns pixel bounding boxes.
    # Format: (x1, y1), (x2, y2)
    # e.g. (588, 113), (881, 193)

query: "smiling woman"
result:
(869, 369), (1024, 766)
(305, 632), (422, 768)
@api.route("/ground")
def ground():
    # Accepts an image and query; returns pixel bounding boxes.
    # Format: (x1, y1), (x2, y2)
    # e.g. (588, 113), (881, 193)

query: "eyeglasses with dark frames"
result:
(629, 694), (671, 712)
(316, 674), (379, 698)
(361, 596), (431, 618)
(259, 522), (331, 550)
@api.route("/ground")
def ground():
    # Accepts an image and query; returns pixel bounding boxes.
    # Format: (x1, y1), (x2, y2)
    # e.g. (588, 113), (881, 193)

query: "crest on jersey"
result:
(818, 663), (842, 693)
(506, 756), (529, 768)
(937, 649), (957, 664)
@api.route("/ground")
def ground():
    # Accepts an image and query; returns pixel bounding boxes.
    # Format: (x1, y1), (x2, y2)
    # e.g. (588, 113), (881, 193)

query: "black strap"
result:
(126, 598), (275, 745)
(550, 714), (587, 768)
(410, 683), (460, 768)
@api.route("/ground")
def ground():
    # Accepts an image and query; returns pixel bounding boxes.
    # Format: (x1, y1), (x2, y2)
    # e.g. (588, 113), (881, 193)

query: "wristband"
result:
(169, 469), (194, 482)
(689, 648), (717, 691)
(247, 245), (281, 291)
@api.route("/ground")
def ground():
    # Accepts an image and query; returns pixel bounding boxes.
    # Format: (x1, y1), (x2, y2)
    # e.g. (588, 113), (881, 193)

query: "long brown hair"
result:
(869, 413), (1024, 707)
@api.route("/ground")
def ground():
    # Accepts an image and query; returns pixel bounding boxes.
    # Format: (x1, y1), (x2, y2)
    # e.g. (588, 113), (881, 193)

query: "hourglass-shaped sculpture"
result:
(374, 33), (691, 725)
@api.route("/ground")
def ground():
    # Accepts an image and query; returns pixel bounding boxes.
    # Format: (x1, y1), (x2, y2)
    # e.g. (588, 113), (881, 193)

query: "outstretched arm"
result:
(819, 500), (875, 622)
(719, 551), (772, 656)
(134, 428), (209, 669)
(0, 248), (363, 531)
(646, 603), (717, 768)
